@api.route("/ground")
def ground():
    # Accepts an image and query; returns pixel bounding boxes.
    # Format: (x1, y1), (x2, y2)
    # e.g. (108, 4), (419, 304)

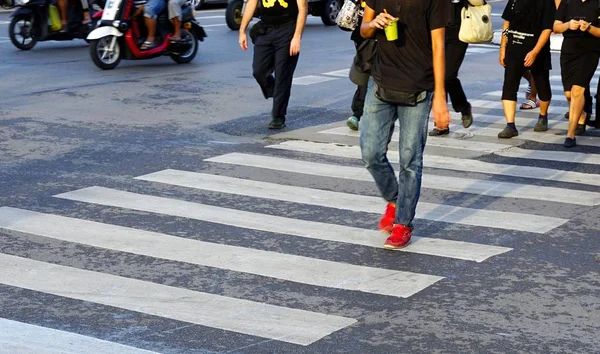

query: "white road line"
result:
(470, 99), (561, 113)
(133, 170), (566, 234)
(204, 153), (600, 206)
(0, 318), (159, 354)
(466, 47), (496, 53)
(201, 23), (227, 27)
(0, 253), (356, 346)
(0, 207), (444, 298)
(485, 90), (569, 102)
(449, 112), (568, 129)
(195, 15), (225, 19)
(53, 187), (510, 262)
(266, 140), (600, 187)
(319, 126), (514, 154)
(495, 147), (600, 165)
(293, 75), (338, 85)
(451, 125), (600, 148)
(322, 69), (350, 77)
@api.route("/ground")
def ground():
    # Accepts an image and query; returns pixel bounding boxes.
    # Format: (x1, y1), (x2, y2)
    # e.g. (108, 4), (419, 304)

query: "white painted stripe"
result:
(196, 9), (226, 13)
(470, 99), (561, 113)
(292, 75), (338, 85)
(207, 152), (600, 206)
(201, 23), (228, 27)
(470, 43), (502, 48)
(134, 170), (566, 233)
(53, 187), (510, 262)
(266, 140), (600, 187)
(322, 69), (350, 77)
(495, 147), (600, 165)
(0, 207), (443, 298)
(0, 21), (10, 25)
(195, 15), (226, 19)
(485, 90), (570, 102)
(451, 125), (600, 148)
(0, 253), (356, 346)
(319, 126), (513, 153)
(204, 153), (600, 206)
(466, 47), (495, 53)
(445, 112), (569, 129)
(0, 318), (158, 354)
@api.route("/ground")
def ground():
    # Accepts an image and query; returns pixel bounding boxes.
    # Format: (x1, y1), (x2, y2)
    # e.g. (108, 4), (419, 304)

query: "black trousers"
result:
(252, 22), (299, 119)
(351, 84), (367, 118)
(445, 27), (469, 113)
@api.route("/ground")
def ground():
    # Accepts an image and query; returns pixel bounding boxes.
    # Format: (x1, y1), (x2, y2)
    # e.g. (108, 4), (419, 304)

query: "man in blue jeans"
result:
(359, 0), (450, 249)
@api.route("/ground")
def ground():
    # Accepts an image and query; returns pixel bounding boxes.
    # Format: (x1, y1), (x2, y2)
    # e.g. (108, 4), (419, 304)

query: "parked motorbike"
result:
(87, 0), (206, 70)
(8, 0), (103, 50)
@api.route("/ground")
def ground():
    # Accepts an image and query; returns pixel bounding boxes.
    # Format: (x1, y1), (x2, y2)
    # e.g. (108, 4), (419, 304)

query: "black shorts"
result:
(560, 51), (600, 91)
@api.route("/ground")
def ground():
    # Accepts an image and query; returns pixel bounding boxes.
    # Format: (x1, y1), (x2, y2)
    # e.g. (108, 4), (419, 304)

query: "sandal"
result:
(140, 41), (158, 50)
(60, 24), (67, 33)
(520, 99), (540, 110)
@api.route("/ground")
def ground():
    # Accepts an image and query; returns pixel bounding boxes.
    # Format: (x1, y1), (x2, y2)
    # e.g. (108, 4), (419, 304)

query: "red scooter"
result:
(87, 0), (206, 69)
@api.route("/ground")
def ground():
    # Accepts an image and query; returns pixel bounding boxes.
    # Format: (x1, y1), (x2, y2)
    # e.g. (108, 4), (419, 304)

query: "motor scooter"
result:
(87, 0), (206, 70)
(8, 0), (103, 50)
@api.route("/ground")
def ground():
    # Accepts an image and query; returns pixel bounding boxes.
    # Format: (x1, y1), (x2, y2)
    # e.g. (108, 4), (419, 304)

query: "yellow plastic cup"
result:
(384, 20), (398, 41)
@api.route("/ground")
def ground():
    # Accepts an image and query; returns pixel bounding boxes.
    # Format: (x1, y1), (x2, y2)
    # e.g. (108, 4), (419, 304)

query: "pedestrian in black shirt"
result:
(429, 0), (473, 136)
(554, 0), (600, 147)
(239, 0), (307, 129)
(359, 0), (450, 249)
(498, 0), (555, 138)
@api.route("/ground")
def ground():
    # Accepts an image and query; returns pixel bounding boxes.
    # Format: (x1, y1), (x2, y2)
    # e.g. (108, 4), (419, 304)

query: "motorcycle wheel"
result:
(90, 35), (122, 70)
(9, 14), (37, 50)
(225, 0), (243, 31)
(170, 30), (198, 64)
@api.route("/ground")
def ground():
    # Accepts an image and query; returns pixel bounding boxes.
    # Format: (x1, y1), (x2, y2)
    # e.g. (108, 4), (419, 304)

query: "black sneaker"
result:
(564, 137), (576, 148)
(268, 117), (286, 129)
(428, 127), (449, 136)
(564, 111), (569, 120)
(461, 103), (473, 128)
(498, 125), (518, 139)
(534, 117), (548, 132)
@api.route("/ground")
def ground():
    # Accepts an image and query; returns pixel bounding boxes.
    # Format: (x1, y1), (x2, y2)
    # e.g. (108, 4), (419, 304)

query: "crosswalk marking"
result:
(53, 187), (511, 261)
(485, 90), (570, 102)
(495, 147), (600, 165)
(451, 125), (600, 148)
(203, 153), (600, 206)
(135, 170), (566, 234)
(470, 99), (562, 113)
(0, 318), (159, 354)
(319, 126), (515, 153)
(266, 140), (600, 187)
(0, 253), (356, 346)
(447, 113), (569, 129)
(292, 75), (338, 85)
(0, 207), (444, 298)
(322, 69), (350, 77)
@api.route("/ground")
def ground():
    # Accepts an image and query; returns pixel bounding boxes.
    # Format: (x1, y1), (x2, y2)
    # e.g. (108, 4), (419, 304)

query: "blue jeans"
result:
(359, 78), (433, 226)
(144, 0), (166, 19)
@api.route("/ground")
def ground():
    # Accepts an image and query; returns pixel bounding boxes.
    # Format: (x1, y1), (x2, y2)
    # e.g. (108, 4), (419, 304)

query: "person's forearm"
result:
(500, 20), (509, 48)
(553, 21), (569, 33)
(239, 0), (258, 33)
(588, 25), (600, 37)
(431, 27), (446, 98)
(293, 0), (307, 38)
(360, 22), (376, 38)
(532, 29), (551, 53)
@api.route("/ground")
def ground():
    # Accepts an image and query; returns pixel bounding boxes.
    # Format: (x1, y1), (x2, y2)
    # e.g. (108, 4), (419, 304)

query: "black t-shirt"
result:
(259, 0), (299, 25)
(555, 0), (600, 53)
(502, 0), (554, 68)
(364, 0), (451, 93)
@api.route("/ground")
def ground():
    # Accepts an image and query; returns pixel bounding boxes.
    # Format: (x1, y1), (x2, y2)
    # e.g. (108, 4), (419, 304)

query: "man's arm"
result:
(360, 5), (395, 38)
(240, 0), (258, 34)
(524, 29), (551, 66)
(289, 0), (307, 55)
(431, 27), (449, 129)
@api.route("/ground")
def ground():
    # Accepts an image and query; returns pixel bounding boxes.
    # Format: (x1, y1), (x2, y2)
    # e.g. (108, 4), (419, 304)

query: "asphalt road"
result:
(1, 2), (600, 353)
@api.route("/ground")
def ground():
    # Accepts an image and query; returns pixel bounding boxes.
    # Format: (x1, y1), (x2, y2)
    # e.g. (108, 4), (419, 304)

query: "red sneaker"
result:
(378, 202), (396, 233)
(383, 224), (412, 249)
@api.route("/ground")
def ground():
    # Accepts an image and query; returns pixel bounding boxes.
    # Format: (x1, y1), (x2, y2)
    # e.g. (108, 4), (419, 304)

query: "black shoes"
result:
(428, 128), (450, 136)
(268, 116), (286, 129)
(564, 137), (576, 148)
(461, 104), (473, 128)
(534, 116), (548, 132)
(498, 125), (518, 138)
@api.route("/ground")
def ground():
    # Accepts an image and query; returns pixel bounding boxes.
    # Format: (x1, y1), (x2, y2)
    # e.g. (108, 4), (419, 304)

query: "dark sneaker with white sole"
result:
(498, 125), (518, 138)
(268, 117), (286, 129)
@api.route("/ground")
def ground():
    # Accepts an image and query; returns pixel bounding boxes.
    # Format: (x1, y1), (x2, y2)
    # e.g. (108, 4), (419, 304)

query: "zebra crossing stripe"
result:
(469, 99), (562, 113)
(204, 153), (600, 206)
(53, 187), (510, 262)
(0, 207), (444, 298)
(266, 140), (600, 187)
(0, 318), (159, 354)
(0, 253), (356, 346)
(450, 126), (600, 148)
(495, 147), (600, 165)
(134, 170), (566, 234)
(484, 90), (570, 102)
(319, 126), (515, 154)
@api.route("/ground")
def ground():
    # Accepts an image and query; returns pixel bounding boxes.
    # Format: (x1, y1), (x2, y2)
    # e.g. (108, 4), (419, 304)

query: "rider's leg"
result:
(57, 0), (68, 31)
(81, 0), (91, 24)
(143, 0), (165, 46)
(168, 0), (186, 39)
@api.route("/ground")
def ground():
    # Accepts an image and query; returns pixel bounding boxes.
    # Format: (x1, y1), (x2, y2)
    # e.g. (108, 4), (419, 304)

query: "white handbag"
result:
(458, 2), (493, 44)
(336, 0), (361, 31)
